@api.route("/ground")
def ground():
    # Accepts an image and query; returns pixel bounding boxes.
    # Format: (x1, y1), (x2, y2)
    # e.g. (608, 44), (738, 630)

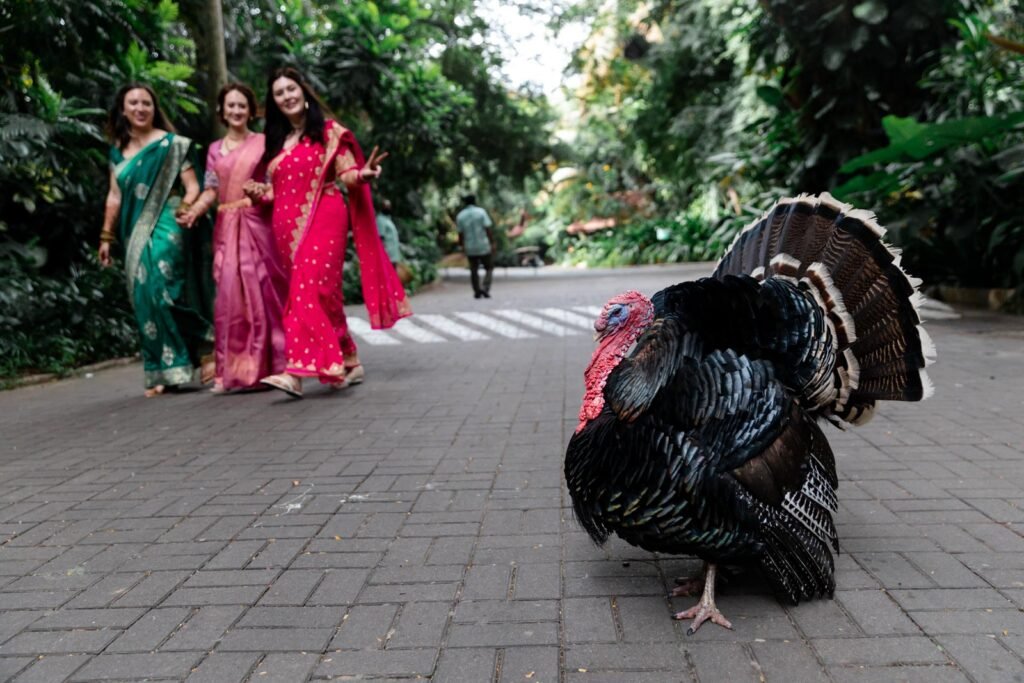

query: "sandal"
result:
(200, 355), (217, 385)
(260, 373), (303, 398)
(343, 364), (365, 386)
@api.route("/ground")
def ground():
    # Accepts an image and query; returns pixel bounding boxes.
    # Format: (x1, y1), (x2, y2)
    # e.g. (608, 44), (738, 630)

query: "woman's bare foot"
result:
(144, 385), (166, 398)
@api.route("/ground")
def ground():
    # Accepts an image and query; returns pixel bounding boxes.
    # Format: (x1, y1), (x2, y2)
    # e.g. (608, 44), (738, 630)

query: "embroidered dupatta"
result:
(295, 122), (411, 329)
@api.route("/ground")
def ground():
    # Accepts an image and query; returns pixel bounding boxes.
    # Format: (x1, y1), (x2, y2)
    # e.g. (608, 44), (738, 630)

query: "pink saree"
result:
(205, 134), (288, 389)
(267, 120), (410, 382)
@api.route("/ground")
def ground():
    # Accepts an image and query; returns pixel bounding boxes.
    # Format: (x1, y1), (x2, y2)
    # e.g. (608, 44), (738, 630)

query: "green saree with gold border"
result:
(111, 133), (214, 388)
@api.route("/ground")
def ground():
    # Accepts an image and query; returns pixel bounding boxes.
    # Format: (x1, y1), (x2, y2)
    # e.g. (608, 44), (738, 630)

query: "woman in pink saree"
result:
(246, 67), (410, 398)
(179, 83), (288, 392)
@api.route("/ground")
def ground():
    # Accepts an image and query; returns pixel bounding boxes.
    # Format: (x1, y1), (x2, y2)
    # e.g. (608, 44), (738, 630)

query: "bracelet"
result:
(99, 231), (115, 243)
(175, 200), (193, 217)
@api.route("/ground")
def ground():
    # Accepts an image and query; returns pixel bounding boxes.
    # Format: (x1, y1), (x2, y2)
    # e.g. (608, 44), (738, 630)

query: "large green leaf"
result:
(840, 113), (1024, 173)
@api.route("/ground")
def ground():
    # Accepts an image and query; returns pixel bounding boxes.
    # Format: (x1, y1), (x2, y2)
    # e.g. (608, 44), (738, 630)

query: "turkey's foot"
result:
(672, 563), (733, 635)
(670, 574), (704, 597)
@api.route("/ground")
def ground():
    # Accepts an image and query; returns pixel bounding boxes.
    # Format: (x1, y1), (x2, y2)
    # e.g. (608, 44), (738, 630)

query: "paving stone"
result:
(29, 607), (145, 630)
(688, 642), (760, 682)
(0, 629), (117, 655)
(0, 656), (32, 681)
(888, 588), (1013, 611)
(217, 626), (333, 652)
(330, 604), (399, 649)
(751, 639), (830, 683)
(162, 605), (245, 650)
(911, 608), (1024, 635)
(185, 652), (259, 683)
(388, 601), (452, 648)
(812, 637), (949, 666)
(71, 652), (203, 680)
(433, 648), (495, 682)
(936, 634), (1024, 683)
(307, 568), (370, 605)
(836, 590), (921, 635)
(244, 653), (319, 682)
(106, 607), (190, 652)
(826, 665), (970, 682)
(314, 648), (437, 678)
(499, 646), (559, 683)
(562, 597), (618, 643)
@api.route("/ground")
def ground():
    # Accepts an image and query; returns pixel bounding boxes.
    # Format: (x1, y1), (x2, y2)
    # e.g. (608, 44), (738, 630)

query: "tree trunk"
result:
(182, 0), (229, 139)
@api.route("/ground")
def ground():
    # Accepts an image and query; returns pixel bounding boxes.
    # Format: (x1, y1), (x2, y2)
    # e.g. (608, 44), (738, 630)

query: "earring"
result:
(304, 101), (309, 110)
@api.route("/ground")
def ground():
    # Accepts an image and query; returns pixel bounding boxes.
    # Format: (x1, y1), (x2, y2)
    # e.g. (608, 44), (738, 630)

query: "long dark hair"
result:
(261, 67), (332, 165)
(106, 83), (175, 150)
(217, 82), (260, 127)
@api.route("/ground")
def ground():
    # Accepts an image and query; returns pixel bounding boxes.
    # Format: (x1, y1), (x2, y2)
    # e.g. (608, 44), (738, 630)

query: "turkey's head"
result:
(577, 290), (654, 432)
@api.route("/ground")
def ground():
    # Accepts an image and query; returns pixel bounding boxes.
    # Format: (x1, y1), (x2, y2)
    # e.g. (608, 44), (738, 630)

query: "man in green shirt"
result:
(455, 194), (495, 298)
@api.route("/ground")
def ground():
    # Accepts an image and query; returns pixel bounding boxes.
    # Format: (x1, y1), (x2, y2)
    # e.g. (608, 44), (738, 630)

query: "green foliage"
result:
(832, 9), (1024, 292)
(0, 245), (136, 381)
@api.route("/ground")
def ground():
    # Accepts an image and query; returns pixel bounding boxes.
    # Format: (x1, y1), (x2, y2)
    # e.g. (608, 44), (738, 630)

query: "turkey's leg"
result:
(672, 563), (733, 634)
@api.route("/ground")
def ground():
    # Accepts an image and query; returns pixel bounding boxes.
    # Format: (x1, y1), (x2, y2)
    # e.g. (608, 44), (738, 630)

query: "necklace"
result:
(222, 131), (250, 153)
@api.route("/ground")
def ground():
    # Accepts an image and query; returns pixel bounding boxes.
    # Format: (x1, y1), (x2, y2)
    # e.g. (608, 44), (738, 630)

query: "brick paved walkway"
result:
(1, 264), (1022, 682)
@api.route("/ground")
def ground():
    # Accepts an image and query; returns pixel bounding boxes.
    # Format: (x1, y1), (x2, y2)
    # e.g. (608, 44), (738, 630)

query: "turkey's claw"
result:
(671, 563), (733, 634)
(673, 601), (733, 634)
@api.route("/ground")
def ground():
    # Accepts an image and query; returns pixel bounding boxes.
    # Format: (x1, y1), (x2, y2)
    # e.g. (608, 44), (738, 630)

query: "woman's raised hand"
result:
(359, 146), (390, 182)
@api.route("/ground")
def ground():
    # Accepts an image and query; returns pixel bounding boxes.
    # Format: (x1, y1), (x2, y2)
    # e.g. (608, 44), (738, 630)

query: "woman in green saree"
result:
(98, 83), (214, 397)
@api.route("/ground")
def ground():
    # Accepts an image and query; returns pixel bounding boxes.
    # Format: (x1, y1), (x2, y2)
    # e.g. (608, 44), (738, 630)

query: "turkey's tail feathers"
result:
(758, 420), (839, 603)
(714, 193), (935, 424)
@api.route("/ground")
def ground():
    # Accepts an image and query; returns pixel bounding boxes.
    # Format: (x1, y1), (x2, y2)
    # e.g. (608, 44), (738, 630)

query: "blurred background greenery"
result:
(2, 0), (1022, 379)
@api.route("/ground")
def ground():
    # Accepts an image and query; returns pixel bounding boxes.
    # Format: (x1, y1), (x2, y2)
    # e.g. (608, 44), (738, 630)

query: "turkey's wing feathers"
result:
(605, 316), (688, 422)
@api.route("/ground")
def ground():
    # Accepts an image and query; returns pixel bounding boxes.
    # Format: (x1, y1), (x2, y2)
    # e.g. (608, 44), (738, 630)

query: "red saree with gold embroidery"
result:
(267, 120), (410, 382)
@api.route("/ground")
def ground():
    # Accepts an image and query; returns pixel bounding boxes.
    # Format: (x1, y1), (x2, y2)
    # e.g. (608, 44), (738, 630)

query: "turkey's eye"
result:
(607, 304), (627, 324)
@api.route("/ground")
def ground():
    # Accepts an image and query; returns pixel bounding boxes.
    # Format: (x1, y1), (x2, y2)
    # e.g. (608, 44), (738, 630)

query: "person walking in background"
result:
(456, 194), (495, 299)
(97, 83), (213, 397)
(178, 83), (288, 394)
(375, 198), (402, 268)
(244, 66), (410, 398)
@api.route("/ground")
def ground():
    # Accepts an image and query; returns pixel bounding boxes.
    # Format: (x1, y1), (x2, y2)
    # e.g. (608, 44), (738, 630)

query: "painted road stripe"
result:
(454, 312), (537, 339)
(536, 307), (595, 329)
(493, 309), (580, 336)
(573, 305), (603, 317)
(391, 317), (446, 343)
(416, 314), (490, 341)
(347, 317), (401, 345)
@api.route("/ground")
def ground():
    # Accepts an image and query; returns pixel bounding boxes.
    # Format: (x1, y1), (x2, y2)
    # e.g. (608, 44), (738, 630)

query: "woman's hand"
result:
(243, 179), (270, 200)
(98, 241), (113, 267)
(359, 146), (390, 183)
(176, 208), (199, 228)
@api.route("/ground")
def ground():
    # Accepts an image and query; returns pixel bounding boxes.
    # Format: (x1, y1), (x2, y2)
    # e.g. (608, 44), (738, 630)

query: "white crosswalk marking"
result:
(346, 307), (605, 345)
(416, 314), (490, 341)
(347, 317), (401, 345)
(391, 318), (446, 343)
(454, 312), (537, 339)
(573, 305), (603, 317)
(493, 309), (580, 336)
(537, 307), (595, 330)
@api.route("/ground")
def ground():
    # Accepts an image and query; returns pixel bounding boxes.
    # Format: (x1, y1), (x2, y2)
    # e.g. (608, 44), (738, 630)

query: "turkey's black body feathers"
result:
(566, 194), (933, 605)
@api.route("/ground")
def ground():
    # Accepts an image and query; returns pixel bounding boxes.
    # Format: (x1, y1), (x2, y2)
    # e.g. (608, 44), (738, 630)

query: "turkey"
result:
(564, 193), (935, 634)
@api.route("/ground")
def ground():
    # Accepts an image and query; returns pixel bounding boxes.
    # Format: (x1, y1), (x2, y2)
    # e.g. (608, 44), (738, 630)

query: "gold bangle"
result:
(175, 201), (193, 217)
(99, 232), (115, 243)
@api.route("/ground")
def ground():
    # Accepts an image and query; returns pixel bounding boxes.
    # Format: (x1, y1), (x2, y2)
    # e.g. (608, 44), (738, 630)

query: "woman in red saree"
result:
(180, 83), (288, 392)
(246, 67), (410, 397)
